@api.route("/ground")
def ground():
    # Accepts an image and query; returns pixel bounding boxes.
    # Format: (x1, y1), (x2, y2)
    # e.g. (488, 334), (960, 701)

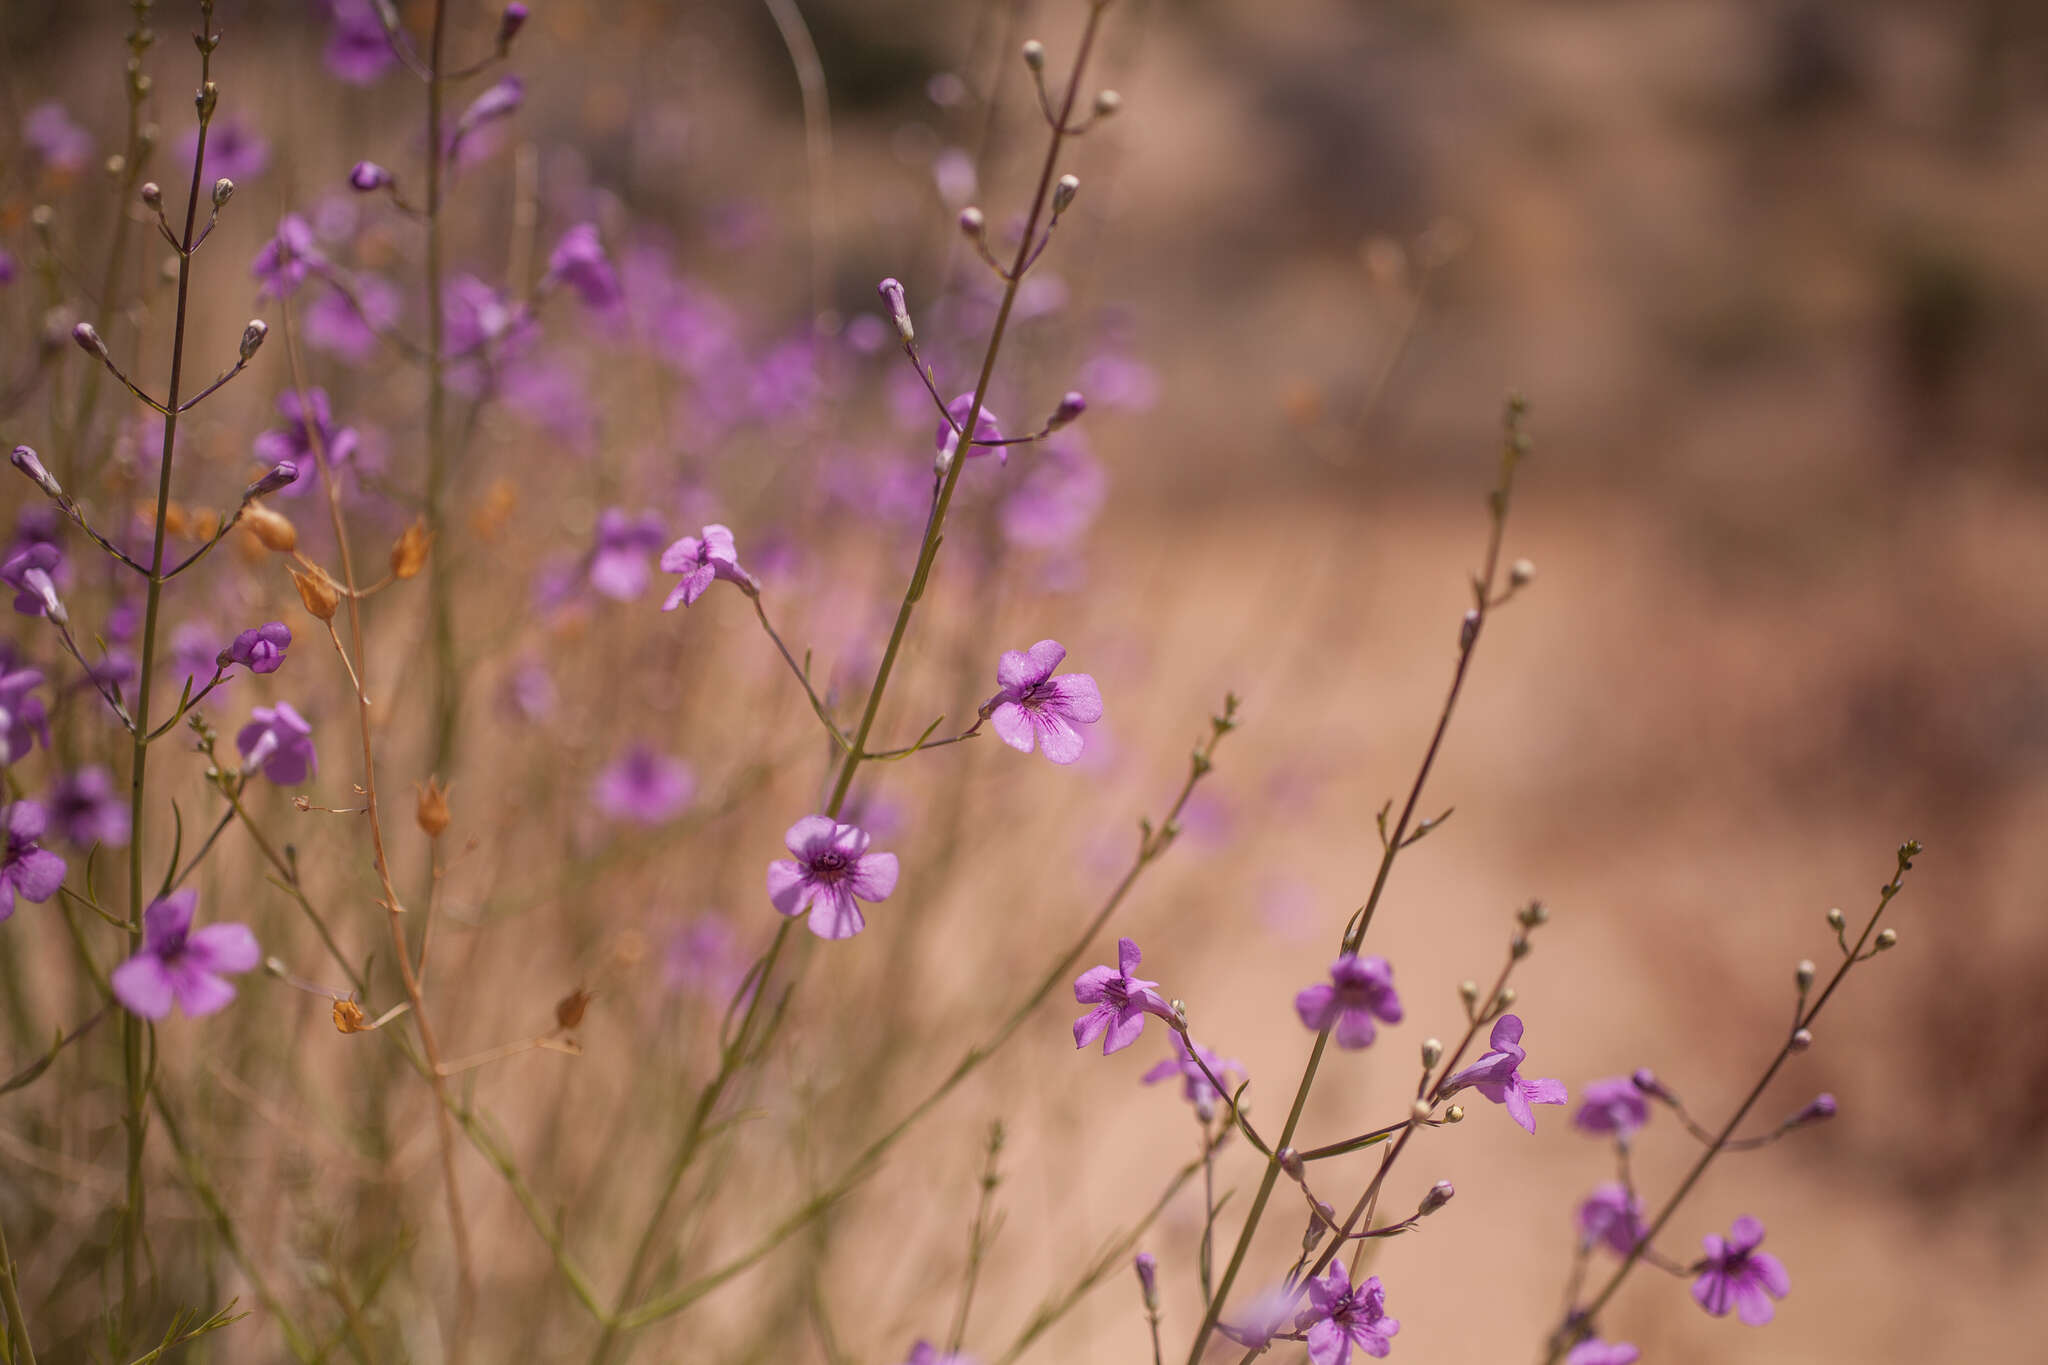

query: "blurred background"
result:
(2, 0), (2045, 1361)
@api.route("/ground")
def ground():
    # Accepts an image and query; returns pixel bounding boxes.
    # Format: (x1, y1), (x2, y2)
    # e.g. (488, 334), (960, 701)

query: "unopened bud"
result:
(1133, 1251), (1158, 1311)
(1825, 907), (1845, 929)
(1301, 1214), (1327, 1254)
(244, 461), (299, 500)
(1789, 1027), (1813, 1053)
(1795, 959), (1816, 991)
(242, 503), (297, 553)
(1021, 39), (1046, 71)
(877, 277), (913, 343)
(390, 518), (433, 580)
(1519, 899), (1549, 928)
(1459, 608), (1480, 650)
(1510, 558), (1535, 588)
(1509, 932), (1531, 959)
(1444, 1104), (1465, 1123)
(555, 987), (592, 1030)
(1409, 1098), (1433, 1124)
(29, 205), (54, 237)
(349, 160), (391, 193)
(1631, 1067), (1673, 1103)
(497, 1), (529, 48)
(196, 81), (218, 120)
(1048, 390), (1087, 429)
(11, 445), (63, 501)
(1277, 1147), (1303, 1181)
(958, 205), (985, 236)
(1093, 89), (1122, 118)
(1493, 987), (1516, 1012)
(1788, 1092), (1837, 1128)
(1874, 928), (1897, 951)
(1417, 1180), (1455, 1217)
(333, 999), (369, 1033)
(1421, 1037), (1442, 1070)
(291, 567), (340, 621)
(72, 321), (108, 359)
(1169, 998), (1188, 1029)
(140, 181), (163, 209)
(212, 177), (234, 207)
(416, 778), (452, 837)
(1053, 173), (1080, 214)
(1458, 979), (1479, 1008)
(239, 318), (268, 361)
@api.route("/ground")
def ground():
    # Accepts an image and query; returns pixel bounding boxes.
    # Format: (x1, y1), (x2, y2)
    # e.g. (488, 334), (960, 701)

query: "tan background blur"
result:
(5, 0), (2047, 1361)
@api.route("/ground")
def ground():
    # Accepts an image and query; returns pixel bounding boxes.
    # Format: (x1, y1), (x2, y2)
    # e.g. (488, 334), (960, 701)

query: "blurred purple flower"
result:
(1440, 1014), (1567, 1133)
(1576, 1182), (1646, 1257)
(306, 273), (401, 364)
(662, 915), (745, 1000)
(49, 766), (129, 848)
(224, 622), (292, 675)
(110, 889), (258, 1019)
(252, 214), (324, 298)
(587, 509), (668, 601)
(1693, 1216), (1789, 1325)
(501, 356), (597, 451)
(0, 802), (65, 920)
(932, 147), (976, 207)
(592, 746), (695, 824)
(936, 392), (1005, 469)
(23, 103), (91, 173)
(1142, 1032), (1244, 1118)
(985, 639), (1102, 765)
(1566, 1342), (1639, 1365)
(1000, 436), (1106, 549)
(504, 654), (558, 721)
(448, 75), (523, 164)
(546, 223), (621, 309)
(253, 388), (359, 498)
(766, 816), (898, 941)
(0, 668), (50, 765)
(1077, 349), (1159, 411)
(2, 544), (63, 618)
(183, 117), (268, 183)
(169, 621), (222, 692)
(1073, 937), (1171, 1054)
(322, 0), (397, 84)
(660, 524), (754, 610)
(0, 249), (16, 286)
(1217, 1283), (1297, 1351)
(1574, 1076), (1650, 1141)
(1295, 954), (1403, 1050)
(237, 702), (317, 785)
(1297, 1263), (1399, 1364)
(902, 1343), (976, 1365)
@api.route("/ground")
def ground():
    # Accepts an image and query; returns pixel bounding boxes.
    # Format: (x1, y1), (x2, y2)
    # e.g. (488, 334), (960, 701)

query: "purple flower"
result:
(1296, 1263), (1399, 1365)
(236, 703), (317, 785)
(936, 392), (1005, 469)
(348, 160), (392, 192)
(1294, 954), (1404, 1050)
(1565, 1341), (1640, 1365)
(587, 509), (669, 601)
(23, 103), (91, 173)
(0, 667), (50, 764)
(546, 223), (622, 309)
(1072, 937), (1172, 1054)
(1787, 1092), (1837, 1128)
(901, 1343), (976, 1365)
(1573, 1076), (1650, 1141)
(2, 543), (63, 619)
(1692, 1216), (1790, 1326)
(662, 916), (745, 1001)
(224, 622), (291, 675)
(109, 889), (259, 1019)
(253, 388), (358, 496)
(1001, 436), (1106, 549)
(1217, 1284), (1297, 1351)
(0, 802), (66, 921)
(592, 746), (696, 824)
(985, 640), (1102, 765)
(766, 816), (899, 940)
(0, 248), (17, 287)
(660, 524), (755, 609)
(1576, 1183), (1646, 1256)
(183, 117), (269, 183)
(48, 767), (130, 848)
(1142, 1032), (1244, 1118)
(1440, 1014), (1567, 1134)
(252, 214), (323, 298)
(323, 0), (397, 84)
(449, 75), (523, 163)
(306, 273), (401, 364)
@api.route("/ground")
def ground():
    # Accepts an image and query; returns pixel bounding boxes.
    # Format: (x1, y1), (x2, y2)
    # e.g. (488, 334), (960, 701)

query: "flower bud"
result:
(1631, 1067), (1673, 1103)
(497, 1), (529, 48)
(1048, 390), (1087, 429)
(239, 318), (268, 361)
(1409, 1098), (1433, 1124)
(1493, 987), (1516, 1012)
(1825, 906), (1845, 929)
(1789, 1027), (1813, 1053)
(1510, 932), (1531, 959)
(244, 461), (299, 500)
(1458, 979), (1480, 1009)
(390, 518), (433, 580)
(72, 321), (108, 359)
(212, 177), (234, 207)
(1053, 173), (1080, 214)
(11, 445), (63, 501)
(1444, 1104), (1465, 1123)
(1459, 608), (1481, 650)
(196, 80), (218, 120)
(877, 276), (913, 343)
(242, 503), (297, 553)
(1874, 928), (1897, 951)
(1417, 1180), (1455, 1217)
(349, 160), (391, 193)
(291, 566), (340, 622)
(1421, 1037), (1442, 1070)
(1021, 39), (1046, 71)
(140, 181), (162, 209)
(1788, 1092), (1837, 1127)
(1518, 899), (1549, 927)
(555, 987), (592, 1030)
(1510, 557), (1535, 588)
(416, 778), (452, 837)
(1093, 89), (1122, 118)
(958, 205), (985, 237)
(1277, 1147), (1303, 1182)
(1795, 959), (1816, 992)
(1133, 1252), (1158, 1311)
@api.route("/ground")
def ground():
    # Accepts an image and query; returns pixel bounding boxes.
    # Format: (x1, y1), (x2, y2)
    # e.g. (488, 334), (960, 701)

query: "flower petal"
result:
(1117, 937), (1143, 976)
(766, 859), (813, 916)
(1294, 983), (1337, 1031)
(10, 847), (65, 902)
(806, 883), (865, 940)
(144, 890), (199, 953)
(989, 700), (1036, 753)
(1044, 671), (1103, 723)
(1334, 1008), (1379, 1051)
(1101, 1006), (1146, 1054)
(111, 954), (176, 1020)
(782, 815), (838, 858)
(845, 851), (898, 902)
(1031, 708), (1086, 764)
(185, 922), (260, 974)
(1073, 1003), (1112, 1048)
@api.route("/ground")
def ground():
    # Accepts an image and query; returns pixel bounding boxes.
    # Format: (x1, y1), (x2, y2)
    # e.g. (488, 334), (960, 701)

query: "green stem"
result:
(0, 1200), (37, 1365)
(424, 0), (458, 775)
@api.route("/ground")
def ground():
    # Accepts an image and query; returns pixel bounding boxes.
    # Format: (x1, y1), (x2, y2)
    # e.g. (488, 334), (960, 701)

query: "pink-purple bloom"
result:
(1565, 1341), (1639, 1365)
(1573, 1075), (1650, 1140)
(1142, 1032), (1244, 1118)
(1294, 954), (1403, 1049)
(936, 392), (1005, 468)
(48, 767), (130, 848)
(660, 524), (755, 609)
(0, 667), (49, 764)
(587, 510), (669, 600)
(1, 802), (66, 921)
(1576, 1182), (1646, 1256)
(546, 223), (622, 309)
(252, 214), (323, 298)
(183, 117), (268, 182)
(592, 746), (696, 824)
(237, 703), (317, 785)
(321, 0), (398, 84)
(985, 640), (1102, 765)
(1440, 1014), (1567, 1133)
(223, 622), (291, 675)
(253, 388), (358, 495)
(1296, 1263), (1399, 1364)
(23, 103), (91, 174)
(1692, 1216), (1790, 1325)
(3, 544), (63, 618)
(1072, 937), (1172, 1055)
(766, 816), (899, 940)
(901, 1343), (976, 1365)
(109, 889), (259, 1019)
(348, 160), (392, 192)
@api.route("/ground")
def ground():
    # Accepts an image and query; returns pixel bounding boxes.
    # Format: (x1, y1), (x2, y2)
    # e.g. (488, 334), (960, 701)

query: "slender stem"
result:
(0, 1202), (36, 1365)
(424, 0), (458, 775)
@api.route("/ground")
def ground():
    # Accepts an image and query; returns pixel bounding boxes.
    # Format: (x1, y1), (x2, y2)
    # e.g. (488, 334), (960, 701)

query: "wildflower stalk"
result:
(592, 11), (1115, 1357)
(117, 10), (222, 1335)
(945, 1122), (1007, 1355)
(1187, 397), (1531, 1363)
(423, 0), (458, 775)
(0, 1201), (36, 1365)
(278, 304), (477, 1361)
(1538, 843), (1921, 1363)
